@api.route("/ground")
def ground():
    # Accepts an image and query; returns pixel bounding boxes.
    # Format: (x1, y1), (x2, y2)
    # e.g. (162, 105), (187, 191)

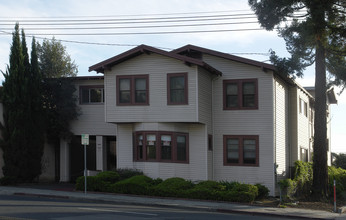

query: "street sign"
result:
(81, 134), (89, 145)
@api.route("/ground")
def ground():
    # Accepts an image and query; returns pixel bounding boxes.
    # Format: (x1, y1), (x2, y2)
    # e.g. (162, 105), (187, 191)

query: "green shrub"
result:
(75, 176), (111, 192)
(255, 184), (269, 200)
(186, 180), (225, 200)
(116, 168), (144, 180)
(328, 166), (346, 200)
(0, 176), (17, 185)
(152, 177), (194, 198)
(111, 175), (153, 195)
(219, 183), (258, 203)
(96, 171), (120, 183)
(219, 181), (240, 191)
(278, 178), (297, 201)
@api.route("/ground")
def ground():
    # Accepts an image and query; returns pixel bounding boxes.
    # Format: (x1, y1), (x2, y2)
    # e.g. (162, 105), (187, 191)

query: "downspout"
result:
(274, 78), (277, 190)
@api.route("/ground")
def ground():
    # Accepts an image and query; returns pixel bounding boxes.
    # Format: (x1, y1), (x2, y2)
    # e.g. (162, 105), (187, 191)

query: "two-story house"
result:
(0, 44), (336, 196)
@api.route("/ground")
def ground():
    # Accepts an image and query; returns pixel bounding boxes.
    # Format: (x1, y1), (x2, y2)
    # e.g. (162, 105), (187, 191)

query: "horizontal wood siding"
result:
(117, 123), (209, 181)
(297, 89), (310, 161)
(274, 77), (289, 182)
(116, 124), (135, 169)
(70, 79), (117, 136)
(203, 54), (276, 195)
(105, 54), (198, 123)
(198, 67), (213, 132)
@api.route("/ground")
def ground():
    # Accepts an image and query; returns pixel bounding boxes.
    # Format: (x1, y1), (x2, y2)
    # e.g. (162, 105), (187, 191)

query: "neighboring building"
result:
(0, 44), (337, 196)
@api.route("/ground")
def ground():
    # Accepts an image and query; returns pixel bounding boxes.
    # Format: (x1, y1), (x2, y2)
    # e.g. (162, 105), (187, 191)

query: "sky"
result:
(0, 0), (345, 153)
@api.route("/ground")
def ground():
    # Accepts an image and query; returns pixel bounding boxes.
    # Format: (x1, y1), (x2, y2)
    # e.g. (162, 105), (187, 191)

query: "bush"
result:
(75, 176), (111, 192)
(278, 178), (297, 201)
(255, 184), (269, 200)
(152, 177), (194, 198)
(116, 168), (144, 180)
(219, 181), (241, 191)
(96, 171), (120, 183)
(220, 183), (258, 203)
(186, 180), (225, 200)
(111, 175), (153, 195)
(0, 176), (17, 185)
(328, 166), (346, 200)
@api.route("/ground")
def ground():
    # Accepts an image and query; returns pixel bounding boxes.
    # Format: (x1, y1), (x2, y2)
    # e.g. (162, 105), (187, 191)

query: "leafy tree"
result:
(332, 153), (346, 169)
(0, 24), (44, 182)
(37, 37), (78, 78)
(249, 0), (345, 199)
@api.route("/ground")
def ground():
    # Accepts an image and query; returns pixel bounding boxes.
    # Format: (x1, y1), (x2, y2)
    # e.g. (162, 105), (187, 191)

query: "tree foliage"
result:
(332, 153), (346, 170)
(0, 24), (44, 182)
(249, 0), (345, 199)
(37, 37), (78, 78)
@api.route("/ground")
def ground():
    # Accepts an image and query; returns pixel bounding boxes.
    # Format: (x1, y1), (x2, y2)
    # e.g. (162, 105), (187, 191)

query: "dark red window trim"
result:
(134, 131), (189, 164)
(79, 85), (104, 105)
(167, 72), (188, 105)
(223, 78), (258, 110)
(223, 135), (259, 167)
(116, 75), (149, 106)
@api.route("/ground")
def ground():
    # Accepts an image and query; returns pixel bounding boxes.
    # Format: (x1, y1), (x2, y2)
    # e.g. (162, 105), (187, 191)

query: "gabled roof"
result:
(172, 44), (277, 72)
(89, 44), (222, 76)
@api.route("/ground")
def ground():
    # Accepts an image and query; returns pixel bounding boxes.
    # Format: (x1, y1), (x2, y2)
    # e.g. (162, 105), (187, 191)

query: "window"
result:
(80, 86), (104, 104)
(134, 131), (188, 163)
(167, 73), (188, 105)
(300, 147), (308, 162)
(208, 135), (213, 151)
(223, 79), (258, 110)
(299, 98), (308, 117)
(224, 135), (259, 166)
(116, 75), (149, 105)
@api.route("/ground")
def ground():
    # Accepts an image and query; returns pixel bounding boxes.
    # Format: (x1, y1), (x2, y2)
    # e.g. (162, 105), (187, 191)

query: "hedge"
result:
(75, 171), (269, 203)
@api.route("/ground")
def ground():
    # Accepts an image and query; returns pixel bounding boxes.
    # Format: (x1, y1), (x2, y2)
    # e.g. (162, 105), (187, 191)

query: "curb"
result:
(8, 191), (340, 220)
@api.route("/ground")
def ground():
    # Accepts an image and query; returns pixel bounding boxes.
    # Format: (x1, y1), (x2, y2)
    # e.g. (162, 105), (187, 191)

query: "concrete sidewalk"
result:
(0, 185), (344, 220)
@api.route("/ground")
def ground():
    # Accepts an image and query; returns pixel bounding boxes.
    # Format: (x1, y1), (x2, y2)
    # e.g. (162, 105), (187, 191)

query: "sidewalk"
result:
(0, 184), (345, 220)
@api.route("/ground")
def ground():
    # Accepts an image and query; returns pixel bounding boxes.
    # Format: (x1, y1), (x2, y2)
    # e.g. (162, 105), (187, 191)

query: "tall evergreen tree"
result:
(0, 24), (45, 182)
(248, 0), (345, 199)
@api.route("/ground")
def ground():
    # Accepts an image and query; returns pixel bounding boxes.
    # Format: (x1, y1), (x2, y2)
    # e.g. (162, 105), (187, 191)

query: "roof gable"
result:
(89, 44), (222, 76)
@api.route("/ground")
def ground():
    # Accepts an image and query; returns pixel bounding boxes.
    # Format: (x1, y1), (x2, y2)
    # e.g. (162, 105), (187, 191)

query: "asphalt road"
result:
(0, 194), (299, 220)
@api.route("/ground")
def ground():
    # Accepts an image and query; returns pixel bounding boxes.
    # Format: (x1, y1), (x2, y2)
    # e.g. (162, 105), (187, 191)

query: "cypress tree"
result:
(0, 24), (45, 183)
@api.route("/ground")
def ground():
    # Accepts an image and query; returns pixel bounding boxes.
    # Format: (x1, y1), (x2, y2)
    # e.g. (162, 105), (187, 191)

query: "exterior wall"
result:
(70, 79), (117, 136)
(116, 122), (209, 181)
(203, 54), (276, 195)
(104, 53), (199, 123)
(0, 104), (3, 178)
(274, 77), (289, 183)
(197, 67), (213, 131)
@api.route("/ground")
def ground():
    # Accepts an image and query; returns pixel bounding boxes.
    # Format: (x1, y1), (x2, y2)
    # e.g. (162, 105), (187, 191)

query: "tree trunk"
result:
(312, 39), (328, 199)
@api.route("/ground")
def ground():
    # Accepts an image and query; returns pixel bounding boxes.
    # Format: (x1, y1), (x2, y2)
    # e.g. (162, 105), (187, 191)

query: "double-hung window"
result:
(167, 73), (188, 105)
(80, 86), (104, 104)
(134, 131), (188, 163)
(224, 135), (259, 166)
(223, 79), (258, 110)
(117, 75), (149, 105)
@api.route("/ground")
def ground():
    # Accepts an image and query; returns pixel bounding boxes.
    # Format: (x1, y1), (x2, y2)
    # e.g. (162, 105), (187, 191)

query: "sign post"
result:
(81, 134), (89, 195)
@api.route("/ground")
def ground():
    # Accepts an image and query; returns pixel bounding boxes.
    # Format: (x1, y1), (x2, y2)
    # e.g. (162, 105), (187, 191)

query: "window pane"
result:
(227, 83), (238, 95)
(169, 75), (185, 104)
(243, 82), (255, 94)
(119, 91), (130, 103)
(147, 134), (156, 159)
(226, 83), (238, 107)
(176, 135), (186, 161)
(227, 138), (239, 163)
(135, 78), (147, 103)
(81, 88), (89, 103)
(119, 78), (130, 90)
(135, 78), (146, 90)
(170, 76), (185, 89)
(243, 95), (255, 107)
(243, 139), (256, 164)
(138, 135), (143, 159)
(90, 88), (102, 103)
(161, 135), (172, 160)
(170, 90), (185, 103)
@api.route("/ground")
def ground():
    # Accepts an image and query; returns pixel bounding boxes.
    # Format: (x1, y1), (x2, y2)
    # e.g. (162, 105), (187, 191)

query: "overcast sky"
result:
(0, 0), (344, 153)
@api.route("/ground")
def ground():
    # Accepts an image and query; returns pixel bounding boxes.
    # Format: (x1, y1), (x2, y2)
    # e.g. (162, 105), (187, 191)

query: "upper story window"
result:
(134, 131), (189, 163)
(223, 79), (258, 110)
(299, 98), (308, 117)
(223, 135), (259, 166)
(80, 86), (104, 104)
(167, 73), (188, 105)
(116, 75), (149, 106)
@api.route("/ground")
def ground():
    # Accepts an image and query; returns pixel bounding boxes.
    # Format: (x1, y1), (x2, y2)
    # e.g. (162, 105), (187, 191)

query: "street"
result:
(0, 194), (299, 220)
